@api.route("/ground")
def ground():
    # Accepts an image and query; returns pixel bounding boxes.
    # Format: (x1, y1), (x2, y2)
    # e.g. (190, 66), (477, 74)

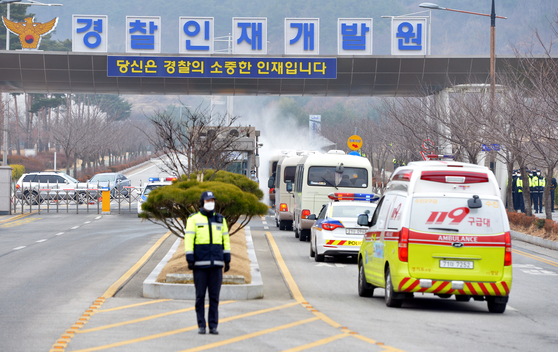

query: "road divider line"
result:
(13, 246), (26, 250)
(266, 231), (404, 351)
(70, 302), (300, 352)
(513, 249), (558, 268)
(50, 231), (173, 352)
(266, 232), (305, 303)
(96, 299), (173, 313)
(71, 226), (80, 229)
(78, 301), (235, 334)
(55, 232), (64, 236)
(0, 211), (35, 224)
(37, 239), (47, 243)
(179, 317), (320, 352)
(95, 216), (102, 220)
(102, 231), (171, 298)
(84, 221), (91, 224)
(281, 333), (348, 352)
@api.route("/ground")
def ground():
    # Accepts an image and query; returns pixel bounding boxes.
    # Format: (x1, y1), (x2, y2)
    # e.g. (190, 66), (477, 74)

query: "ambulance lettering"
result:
(426, 207), (469, 225)
(437, 235), (478, 242)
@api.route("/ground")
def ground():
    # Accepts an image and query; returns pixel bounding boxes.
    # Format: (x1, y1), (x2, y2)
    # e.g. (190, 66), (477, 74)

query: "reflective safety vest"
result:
(539, 177), (546, 188)
(184, 211), (231, 268)
(516, 178), (523, 192)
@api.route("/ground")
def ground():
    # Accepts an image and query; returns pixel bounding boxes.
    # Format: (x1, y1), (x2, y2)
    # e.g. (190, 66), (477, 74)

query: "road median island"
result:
(143, 225), (264, 299)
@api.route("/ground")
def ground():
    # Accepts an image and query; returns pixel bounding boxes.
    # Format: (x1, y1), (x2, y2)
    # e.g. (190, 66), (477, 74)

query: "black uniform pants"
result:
(193, 267), (223, 329)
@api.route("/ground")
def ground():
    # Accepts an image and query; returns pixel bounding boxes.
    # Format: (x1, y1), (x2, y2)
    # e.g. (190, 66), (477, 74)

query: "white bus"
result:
(267, 152), (287, 207)
(274, 151), (319, 231)
(292, 150), (373, 241)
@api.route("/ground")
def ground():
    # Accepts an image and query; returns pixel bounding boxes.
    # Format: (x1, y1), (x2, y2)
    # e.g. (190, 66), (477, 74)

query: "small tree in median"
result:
(139, 170), (268, 238)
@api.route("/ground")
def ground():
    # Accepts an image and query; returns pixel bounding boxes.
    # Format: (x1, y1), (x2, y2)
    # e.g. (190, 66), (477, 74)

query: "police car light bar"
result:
(327, 192), (379, 202)
(148, 177), (160, 182)
(165, 177), (178, 181)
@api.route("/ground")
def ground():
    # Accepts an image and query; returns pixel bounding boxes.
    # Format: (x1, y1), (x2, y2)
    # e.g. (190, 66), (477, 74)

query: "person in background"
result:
(536, 169), (545, 213)
(551, 176), (557, 213)
(516, 170), (525, 213)
(185, 191), (231, 335)
(512, 170), (519, 211)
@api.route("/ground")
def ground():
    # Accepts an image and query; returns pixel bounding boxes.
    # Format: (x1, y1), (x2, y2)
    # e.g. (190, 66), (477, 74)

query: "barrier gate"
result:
(10, 180), (146, 215)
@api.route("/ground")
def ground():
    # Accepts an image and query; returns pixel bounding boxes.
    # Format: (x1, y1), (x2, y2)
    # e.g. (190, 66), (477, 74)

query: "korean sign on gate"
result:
(390, 17), (427, 55)
(107, 56), (337, 79)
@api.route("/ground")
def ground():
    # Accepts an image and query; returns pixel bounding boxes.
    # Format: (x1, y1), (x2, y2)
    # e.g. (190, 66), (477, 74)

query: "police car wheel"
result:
(310, 236), (315, 257)
(385, 267), (403, 308)
(315, 252), (324, 262)
(487, 297), (507, 313)
(358, 263), (374, 297)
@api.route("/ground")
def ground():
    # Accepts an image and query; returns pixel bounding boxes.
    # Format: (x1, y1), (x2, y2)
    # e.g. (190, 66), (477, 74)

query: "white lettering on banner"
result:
(438, 235), (478, 242)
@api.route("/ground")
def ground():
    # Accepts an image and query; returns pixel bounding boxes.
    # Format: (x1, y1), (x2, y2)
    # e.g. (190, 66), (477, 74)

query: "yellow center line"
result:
(281, 333), (349, 352)
(78, 301), (235, 334)
(0, 211), (35, 224)
(102, 231), (171, 298)
(96, 299), (174, 313)
(0, 217), (41, 228)
(179, 317), (320, 352)
(266, 232), (306, 303)
(71, 302), (301, 352)
(513, 248), (558, 268)
(266, 231), (405, 351)
(353, 335), (407, 352)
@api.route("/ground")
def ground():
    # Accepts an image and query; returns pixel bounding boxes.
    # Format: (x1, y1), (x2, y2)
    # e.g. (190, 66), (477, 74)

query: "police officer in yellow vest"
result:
(536, 170), (546, 213)
(516, 172), (525, 213)
(185, 191), (231, 335)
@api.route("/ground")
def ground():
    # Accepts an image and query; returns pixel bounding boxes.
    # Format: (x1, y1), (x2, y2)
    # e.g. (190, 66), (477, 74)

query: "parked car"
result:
(84, 173), (131, 198)
(16, 171), (81, 204)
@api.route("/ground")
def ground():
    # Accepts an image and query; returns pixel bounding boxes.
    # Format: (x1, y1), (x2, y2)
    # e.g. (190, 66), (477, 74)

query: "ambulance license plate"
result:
(346, 228), (366, 235)
(439, 260), (474, 269)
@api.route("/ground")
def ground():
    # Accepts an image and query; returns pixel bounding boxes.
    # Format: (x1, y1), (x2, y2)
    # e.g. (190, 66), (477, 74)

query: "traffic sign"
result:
(347, 135), (363, 151)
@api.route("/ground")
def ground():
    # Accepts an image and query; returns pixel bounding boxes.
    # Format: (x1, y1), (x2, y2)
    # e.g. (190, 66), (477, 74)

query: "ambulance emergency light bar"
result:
(148, 177), (178, 182)
(327, 192), (379, 202)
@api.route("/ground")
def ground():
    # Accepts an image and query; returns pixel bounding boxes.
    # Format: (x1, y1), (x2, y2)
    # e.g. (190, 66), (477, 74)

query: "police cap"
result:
(200, 191), (216, 201)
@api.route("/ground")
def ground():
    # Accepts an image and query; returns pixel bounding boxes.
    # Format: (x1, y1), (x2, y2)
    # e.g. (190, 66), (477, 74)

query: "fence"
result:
(11, 180), (145, 214)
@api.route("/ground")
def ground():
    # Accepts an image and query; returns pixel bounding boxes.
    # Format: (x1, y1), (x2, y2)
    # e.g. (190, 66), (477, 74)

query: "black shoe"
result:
(209, 328), (219, 335)
(198, 327), (206, 334)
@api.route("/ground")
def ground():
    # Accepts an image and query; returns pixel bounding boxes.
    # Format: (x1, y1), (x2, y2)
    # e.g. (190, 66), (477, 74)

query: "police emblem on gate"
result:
(452, 242), (464, 248)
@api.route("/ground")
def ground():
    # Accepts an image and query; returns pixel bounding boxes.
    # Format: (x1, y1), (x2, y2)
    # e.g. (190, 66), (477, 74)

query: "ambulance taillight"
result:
(504, 231), (512, 266)
(398, 227), (409, 262)
(302, 209), (311, 219)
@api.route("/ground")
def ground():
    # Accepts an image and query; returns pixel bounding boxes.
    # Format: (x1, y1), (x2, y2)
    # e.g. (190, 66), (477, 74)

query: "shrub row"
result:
(507, 211), (558, 237)
(77, 156), (151, 182)
(6, 155), (44, 172)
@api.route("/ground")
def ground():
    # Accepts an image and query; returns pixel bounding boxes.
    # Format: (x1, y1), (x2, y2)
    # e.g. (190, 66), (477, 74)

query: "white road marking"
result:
(520, 269), (557, 275)
(71, 226), (79, 229)
(127, 162), (159, 177)
(315, 263), (334, 267)
(95, 216), (102, 220)
(84, 221), (91, 224)
(507, 305), (518, 311)
(264, 226), (269, 229)
(334, 263), (347, 268)
(513, 264), (541, 269)
(36, 239), (47, 243)
(262, 221), (268, 225)
(55, 232), (64, 236)
(13, 246), (26, 250)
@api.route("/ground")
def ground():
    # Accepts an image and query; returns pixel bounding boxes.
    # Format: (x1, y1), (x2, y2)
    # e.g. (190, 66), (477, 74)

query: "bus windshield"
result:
(307, 166), (368, 188)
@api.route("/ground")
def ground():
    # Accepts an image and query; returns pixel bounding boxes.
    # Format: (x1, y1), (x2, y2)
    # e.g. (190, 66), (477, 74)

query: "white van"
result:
(357, 160), (512, 313)
(292, 150), (373, 241)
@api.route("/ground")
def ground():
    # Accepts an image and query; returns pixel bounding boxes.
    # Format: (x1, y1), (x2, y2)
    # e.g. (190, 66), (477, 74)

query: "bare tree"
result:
(145, 104), (245, 178)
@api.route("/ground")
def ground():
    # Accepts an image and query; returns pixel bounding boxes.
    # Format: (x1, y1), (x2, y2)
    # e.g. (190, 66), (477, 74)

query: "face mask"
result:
(204, 202), (215, 211)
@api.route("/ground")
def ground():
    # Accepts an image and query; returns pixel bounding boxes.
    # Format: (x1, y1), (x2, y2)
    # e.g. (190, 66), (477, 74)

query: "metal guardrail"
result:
(11, 180), (144, 214)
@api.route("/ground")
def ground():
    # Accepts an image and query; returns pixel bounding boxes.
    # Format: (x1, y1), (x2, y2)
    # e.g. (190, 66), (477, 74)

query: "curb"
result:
(143, 226), (264, 300)
(511, 230), (558, 251)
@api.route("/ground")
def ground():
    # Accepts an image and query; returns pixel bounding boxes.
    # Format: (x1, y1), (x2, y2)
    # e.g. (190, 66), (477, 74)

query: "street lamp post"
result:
(419, 1), (506, 101)
(1, 0), (63, 51)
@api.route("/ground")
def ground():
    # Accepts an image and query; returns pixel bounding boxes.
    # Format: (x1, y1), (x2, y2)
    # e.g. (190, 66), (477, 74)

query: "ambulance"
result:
(292, 150), (373, 241)
(357, 160), (512, 313)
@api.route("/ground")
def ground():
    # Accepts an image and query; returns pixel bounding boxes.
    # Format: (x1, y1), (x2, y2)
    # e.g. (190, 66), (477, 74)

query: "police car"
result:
(309, 192), (378, 262)
(137, 177), (176, 214)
